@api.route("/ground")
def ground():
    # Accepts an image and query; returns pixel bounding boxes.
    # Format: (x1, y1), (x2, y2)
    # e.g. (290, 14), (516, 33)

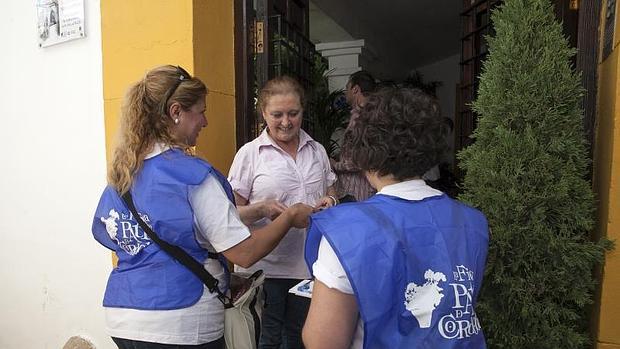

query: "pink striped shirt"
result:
(228, 129), (336, 278)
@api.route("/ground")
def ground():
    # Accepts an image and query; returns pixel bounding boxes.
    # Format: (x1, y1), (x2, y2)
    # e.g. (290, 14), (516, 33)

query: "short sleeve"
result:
(312, 236), (354, 294)
(227, 144), (255, 200)
(189, 174), (251, 252)
(317, 143), (337, 187)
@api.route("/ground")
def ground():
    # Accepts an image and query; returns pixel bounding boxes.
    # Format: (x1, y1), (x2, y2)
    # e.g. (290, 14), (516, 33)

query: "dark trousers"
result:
(259, 278), (311, 349)
(112, 337), (224, 349)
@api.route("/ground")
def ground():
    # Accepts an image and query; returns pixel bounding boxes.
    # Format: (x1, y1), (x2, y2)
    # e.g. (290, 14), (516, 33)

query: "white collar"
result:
(378, 179), (443, 201)
(145, 143), (171, 159)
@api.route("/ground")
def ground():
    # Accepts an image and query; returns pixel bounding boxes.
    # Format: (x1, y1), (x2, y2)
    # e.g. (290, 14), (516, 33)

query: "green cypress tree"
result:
(457, 0), (611, 348)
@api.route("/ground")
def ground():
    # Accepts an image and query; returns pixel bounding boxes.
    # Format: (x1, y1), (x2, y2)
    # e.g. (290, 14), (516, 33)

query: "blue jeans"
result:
(112, 337), (224, 349)
(259, 278), (310, 349)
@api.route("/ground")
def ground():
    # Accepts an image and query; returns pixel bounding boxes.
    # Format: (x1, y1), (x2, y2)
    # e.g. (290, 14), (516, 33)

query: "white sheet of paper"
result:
(288, 279), (314, 298)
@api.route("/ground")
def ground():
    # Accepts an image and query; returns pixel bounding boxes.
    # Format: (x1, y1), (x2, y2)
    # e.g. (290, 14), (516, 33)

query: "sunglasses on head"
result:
(160, 65), (192, 116)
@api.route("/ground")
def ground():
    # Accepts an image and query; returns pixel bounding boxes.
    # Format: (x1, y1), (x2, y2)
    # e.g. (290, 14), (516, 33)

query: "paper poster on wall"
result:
(36, 0), (85, 47)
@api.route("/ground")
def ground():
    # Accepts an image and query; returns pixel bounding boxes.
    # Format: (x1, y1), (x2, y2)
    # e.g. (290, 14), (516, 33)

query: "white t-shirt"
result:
(229, 129), (336, 279)
(311, 179), (442, 349)
(105, 146), (251, 345)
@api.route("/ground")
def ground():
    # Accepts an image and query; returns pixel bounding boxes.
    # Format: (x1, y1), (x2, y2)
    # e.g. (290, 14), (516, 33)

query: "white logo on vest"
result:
(438, 265), (482, 340)
(404, 269), (447, 328)
(101, 209), (152, 256)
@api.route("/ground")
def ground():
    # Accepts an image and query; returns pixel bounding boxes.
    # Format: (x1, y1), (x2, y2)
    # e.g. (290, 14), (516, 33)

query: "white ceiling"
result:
(309, 0), (463, 80)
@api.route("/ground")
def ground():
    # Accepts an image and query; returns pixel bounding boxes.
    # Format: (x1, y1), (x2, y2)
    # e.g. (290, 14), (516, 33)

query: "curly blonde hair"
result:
(108, 65), (207, 193)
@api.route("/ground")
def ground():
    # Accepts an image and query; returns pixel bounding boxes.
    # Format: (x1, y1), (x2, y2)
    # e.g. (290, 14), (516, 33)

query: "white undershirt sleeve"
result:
(312, 236), (354, 294)
(189, 174), (251, 252)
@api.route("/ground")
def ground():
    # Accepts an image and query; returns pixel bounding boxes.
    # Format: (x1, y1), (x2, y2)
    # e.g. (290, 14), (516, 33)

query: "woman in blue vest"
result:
(302, 87), (489, 349)
(92, 65), (313, 349)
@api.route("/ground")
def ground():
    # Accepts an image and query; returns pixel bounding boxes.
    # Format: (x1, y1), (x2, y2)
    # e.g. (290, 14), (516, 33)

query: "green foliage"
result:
(306, 89), (349, 157)
(306, 56), (350, 157)
(457, 0), (612, 348)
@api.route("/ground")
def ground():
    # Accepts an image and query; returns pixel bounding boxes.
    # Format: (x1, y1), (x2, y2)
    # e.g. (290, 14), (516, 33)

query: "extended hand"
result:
(286, 203), (316, 228)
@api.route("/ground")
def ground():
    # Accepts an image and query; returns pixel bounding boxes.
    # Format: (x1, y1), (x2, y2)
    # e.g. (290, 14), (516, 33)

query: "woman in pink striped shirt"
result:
(228, 76), (337, 349)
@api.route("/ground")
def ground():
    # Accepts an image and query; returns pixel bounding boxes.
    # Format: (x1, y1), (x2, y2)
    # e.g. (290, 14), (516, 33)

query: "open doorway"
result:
(234, 0), (597, 195)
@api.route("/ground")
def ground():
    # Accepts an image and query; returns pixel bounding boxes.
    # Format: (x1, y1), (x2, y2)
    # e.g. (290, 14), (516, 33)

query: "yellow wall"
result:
(100, 0), (236, 174)
(594, 1), (620, 348)
(193, 0), (237, 174)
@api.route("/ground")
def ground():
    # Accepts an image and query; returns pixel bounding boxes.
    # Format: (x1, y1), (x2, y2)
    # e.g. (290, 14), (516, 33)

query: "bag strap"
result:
(121, 191), (234, 308)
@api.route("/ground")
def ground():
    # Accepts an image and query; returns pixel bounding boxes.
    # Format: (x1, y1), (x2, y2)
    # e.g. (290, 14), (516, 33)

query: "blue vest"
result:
(92, 149), (234, 310)
(305, 194), (489, 349)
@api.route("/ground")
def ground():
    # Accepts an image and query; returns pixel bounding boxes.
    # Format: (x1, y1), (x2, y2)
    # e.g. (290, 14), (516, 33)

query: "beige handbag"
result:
(224, 271), (265, 349)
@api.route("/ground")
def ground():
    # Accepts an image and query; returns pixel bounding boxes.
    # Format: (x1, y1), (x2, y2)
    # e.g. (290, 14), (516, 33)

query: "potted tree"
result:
(457, 0), (612, 348)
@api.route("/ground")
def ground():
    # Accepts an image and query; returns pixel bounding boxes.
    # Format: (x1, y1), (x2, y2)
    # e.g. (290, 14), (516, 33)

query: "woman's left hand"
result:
(315, 195), (338, 210)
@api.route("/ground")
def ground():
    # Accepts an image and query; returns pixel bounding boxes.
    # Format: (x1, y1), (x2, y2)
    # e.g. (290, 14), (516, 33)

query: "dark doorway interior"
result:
(234, 0), (323, 147)
(235, 0), (599, 184)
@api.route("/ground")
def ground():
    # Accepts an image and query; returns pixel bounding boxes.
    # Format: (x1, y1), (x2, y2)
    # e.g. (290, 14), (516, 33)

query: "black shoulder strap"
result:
(121, 191), (233, 308)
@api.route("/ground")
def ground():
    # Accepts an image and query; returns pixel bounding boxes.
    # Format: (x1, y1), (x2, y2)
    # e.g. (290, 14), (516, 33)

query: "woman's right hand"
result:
(286, 203), (316, 228)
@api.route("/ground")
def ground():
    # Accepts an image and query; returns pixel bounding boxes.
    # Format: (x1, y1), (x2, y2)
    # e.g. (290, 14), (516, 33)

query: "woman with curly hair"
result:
(91, 65), (313, 349)
(302, 87), (489, 349)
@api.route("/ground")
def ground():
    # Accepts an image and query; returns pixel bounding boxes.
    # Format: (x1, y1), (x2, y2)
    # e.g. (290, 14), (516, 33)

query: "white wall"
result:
(309, 1), (353, 44)
(0, 1), (114, 348)
(417, 54), (460, 164)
